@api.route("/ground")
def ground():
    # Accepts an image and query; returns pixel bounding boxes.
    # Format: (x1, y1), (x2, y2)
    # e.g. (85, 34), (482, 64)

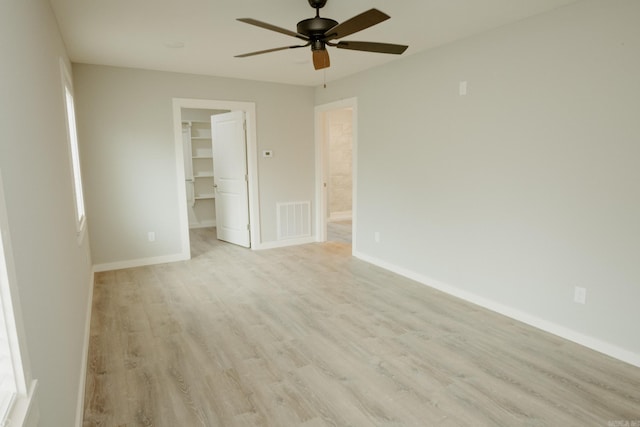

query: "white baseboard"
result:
(93, 253), (189, 272)
(74, 269), (94, 426)
(328, 211), (352, 222)
(353, 250), (640, 368)
(254, 236), (315, 250)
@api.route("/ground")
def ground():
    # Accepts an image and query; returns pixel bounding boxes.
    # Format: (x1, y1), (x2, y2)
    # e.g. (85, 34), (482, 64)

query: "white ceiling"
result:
(49, 0), (579, 87)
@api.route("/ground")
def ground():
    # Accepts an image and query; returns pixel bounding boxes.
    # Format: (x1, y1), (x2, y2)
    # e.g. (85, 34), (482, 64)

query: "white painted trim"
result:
(253, 236), (316, 250)
(328, 211), (352, 222)
(353, 249), (640, 369)
(314, 109), (328, 243)
(172, 98), (261, 254)
(6, 379), (38, 427)
(59, 59), (88, 246)
(172, 100), (192, 262)
(74, 270), (94, 427)
(314, 98), (358, 253)
(0, 170), (37, 427)
(93, 253), (188, 273)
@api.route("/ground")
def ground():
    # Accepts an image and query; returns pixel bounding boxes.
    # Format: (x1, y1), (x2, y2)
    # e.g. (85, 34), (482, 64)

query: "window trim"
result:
(60, 60), (87, 244)
(0, 170), (38, 427)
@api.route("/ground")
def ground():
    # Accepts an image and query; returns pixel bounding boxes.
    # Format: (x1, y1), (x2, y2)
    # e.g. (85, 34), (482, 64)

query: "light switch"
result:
(262, 150), (273, 158)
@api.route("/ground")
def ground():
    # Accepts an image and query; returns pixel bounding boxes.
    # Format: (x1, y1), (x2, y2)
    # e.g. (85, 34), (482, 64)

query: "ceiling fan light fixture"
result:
(312, 49), (330, 70)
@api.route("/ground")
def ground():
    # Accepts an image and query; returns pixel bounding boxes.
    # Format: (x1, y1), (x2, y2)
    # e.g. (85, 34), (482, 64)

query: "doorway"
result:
(315, 98), (357, 249)
(181, 108), (228, 230)
(172, 98), (260, 259)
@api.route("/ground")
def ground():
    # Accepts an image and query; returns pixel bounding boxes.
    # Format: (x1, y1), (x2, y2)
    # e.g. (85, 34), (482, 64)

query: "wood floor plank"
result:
(84, 227), (640, 426)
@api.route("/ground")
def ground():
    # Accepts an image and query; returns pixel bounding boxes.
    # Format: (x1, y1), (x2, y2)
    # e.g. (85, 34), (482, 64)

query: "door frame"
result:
(172, 98), (260, 257)
(314, 97), (358, 251)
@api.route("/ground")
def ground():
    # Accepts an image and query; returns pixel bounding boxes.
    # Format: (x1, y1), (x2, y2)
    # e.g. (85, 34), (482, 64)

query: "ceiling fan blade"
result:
(335, 41), (408, 55)
(313, 50), (330, 70)
(235, 44), (309, 58)
(237, 18), (309, 41)
(324, 9), (390, 40)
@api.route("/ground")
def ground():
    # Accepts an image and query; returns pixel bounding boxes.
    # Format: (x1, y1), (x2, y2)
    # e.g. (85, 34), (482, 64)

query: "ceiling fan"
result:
(235, 0), (409, 70)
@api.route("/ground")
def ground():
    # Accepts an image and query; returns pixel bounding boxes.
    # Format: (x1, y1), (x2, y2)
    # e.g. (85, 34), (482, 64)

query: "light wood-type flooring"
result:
(83, 228), (640, 426)
(327, 220), (352, 244)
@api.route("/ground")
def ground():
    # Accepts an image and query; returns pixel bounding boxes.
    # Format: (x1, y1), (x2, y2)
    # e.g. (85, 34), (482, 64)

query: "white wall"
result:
(315, 0), (640, 363)
(73, 64), (315, 265)
(0, 0), (94, 425)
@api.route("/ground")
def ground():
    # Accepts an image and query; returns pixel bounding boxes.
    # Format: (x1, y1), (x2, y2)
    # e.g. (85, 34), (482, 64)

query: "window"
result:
(0, 297), (15, 420)
(0, 171), (36, 427)
(61, 61), (86, 238)
(0, 217), (18, 422)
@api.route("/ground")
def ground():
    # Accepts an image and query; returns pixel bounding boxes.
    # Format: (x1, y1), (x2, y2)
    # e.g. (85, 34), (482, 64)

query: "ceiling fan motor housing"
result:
(297, 17), (338, 41)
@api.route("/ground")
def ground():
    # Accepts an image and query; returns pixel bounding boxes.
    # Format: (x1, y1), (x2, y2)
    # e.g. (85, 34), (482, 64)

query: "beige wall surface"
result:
(316, 0), (640, 358)
(73, 64), (315, 265)
(0, 1), (94, 426)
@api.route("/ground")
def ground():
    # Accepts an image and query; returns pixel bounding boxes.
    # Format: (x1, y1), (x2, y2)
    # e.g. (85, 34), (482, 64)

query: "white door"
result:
(211, 111), (250, 247)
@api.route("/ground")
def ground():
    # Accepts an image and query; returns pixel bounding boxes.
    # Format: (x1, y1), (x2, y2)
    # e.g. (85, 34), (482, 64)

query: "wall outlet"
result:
(374, 231), (381, 243)
(147, 231), (156, 242)
(459, 80), (468, 96)
(574, 286), (586, 304)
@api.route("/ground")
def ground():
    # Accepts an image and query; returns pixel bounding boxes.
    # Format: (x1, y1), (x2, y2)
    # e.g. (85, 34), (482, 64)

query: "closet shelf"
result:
(182, 120), (210, 125)
(183, 118), (215, 229)
(195, 194), (215, 200)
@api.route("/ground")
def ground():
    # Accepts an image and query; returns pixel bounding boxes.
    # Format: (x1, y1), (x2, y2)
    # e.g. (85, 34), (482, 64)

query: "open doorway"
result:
(326, 108), (353, 243)
(315, 98), (357, 249)
(172, 98), (260, 259)
(181, 108), (229, 230)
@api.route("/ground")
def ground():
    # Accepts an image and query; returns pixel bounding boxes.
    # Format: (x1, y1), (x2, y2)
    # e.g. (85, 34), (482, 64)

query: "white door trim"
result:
(172, 98), (260, 257)
(314, 98), (358, 252)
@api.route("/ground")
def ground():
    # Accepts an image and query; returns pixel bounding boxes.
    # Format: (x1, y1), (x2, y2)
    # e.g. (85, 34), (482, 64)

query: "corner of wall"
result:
(353, 249), (640, 369)
(74, 269), (95, 426)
